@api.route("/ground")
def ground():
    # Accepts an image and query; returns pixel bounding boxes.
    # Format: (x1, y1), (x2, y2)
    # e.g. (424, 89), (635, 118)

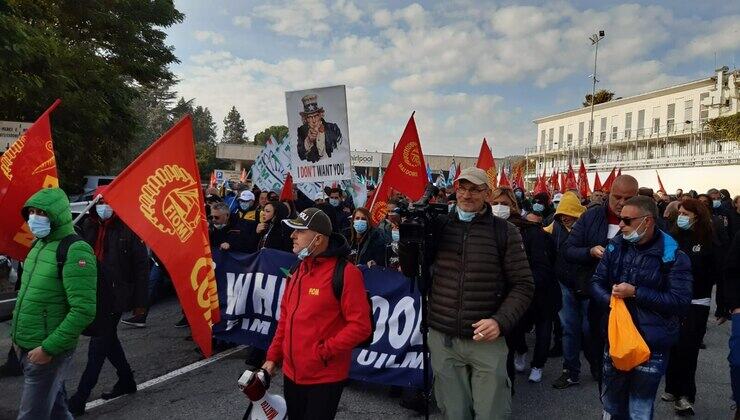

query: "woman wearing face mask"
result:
(256, 201), (293, 252)
(662, 198), (720, 415)
(491, 188), (558, 384)
(347, 207), (388, 267)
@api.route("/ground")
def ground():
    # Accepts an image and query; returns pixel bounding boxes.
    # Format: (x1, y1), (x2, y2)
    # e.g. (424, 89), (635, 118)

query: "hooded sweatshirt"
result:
(12, 188), (97, 355)
(266, 233), (371, 385)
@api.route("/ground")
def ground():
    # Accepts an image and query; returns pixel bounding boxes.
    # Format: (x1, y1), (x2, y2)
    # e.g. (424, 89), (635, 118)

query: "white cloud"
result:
(334, 0), (362, 23)
(232, 15), (252, 29)
(194, 30), (225, 45)
(253, 0), (331, 38)
(665, 15), (740, 63)
(372, 9), (393, 28)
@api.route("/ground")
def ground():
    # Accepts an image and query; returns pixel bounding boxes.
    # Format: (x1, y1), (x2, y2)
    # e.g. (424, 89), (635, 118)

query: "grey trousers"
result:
(429, 328), (512, 420)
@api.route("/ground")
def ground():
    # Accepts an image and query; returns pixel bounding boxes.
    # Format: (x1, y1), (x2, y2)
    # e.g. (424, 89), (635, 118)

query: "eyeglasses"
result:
(618, 214), (651, 226)
(457, 186), (487, 195)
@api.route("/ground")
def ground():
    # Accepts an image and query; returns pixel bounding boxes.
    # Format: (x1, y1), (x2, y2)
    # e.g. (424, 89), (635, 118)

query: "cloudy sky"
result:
(166, 0), (740, 158)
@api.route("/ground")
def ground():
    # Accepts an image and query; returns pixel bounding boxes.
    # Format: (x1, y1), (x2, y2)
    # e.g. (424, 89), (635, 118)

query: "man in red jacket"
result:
(262, 207), (371, 420)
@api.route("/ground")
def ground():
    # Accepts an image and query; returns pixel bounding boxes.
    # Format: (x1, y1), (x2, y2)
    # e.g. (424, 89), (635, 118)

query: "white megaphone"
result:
(238, 368), (287, 420)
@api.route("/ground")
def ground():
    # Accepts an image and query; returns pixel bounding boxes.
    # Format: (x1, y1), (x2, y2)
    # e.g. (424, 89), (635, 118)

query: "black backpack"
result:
(55, 234), (112, 337)
(290, 257), (376, 347)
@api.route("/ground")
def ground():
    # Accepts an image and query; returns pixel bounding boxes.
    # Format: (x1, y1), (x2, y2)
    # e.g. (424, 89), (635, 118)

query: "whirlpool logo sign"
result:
(351, 153), (381, 167)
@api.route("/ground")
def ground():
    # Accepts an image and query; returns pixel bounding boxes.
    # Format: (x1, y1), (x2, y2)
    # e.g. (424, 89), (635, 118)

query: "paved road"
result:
(0, 296), (734, 420)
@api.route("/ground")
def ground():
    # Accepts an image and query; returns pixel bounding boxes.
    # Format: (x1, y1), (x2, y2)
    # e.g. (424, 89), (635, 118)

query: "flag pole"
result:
(72, 194), (102, 225)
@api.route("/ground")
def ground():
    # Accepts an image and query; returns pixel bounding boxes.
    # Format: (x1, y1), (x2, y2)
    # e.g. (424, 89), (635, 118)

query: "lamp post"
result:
(587, 30), (605, 164)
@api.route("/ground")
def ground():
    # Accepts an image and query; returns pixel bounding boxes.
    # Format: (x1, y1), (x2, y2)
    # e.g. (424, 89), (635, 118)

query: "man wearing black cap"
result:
(262, 208), (371, 420)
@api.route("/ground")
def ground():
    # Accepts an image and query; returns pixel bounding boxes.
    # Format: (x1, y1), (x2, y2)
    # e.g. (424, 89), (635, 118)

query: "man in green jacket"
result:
(11, 188), (97, 420)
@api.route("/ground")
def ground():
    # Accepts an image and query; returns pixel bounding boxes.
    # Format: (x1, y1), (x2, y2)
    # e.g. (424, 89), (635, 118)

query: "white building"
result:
(527, 67), (740, 193)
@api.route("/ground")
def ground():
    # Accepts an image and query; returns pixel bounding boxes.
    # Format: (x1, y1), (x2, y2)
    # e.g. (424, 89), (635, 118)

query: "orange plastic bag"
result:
(608, 296), (651, 371)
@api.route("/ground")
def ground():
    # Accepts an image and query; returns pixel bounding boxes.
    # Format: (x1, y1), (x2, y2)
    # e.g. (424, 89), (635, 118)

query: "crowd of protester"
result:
(3, 173), (740, 419)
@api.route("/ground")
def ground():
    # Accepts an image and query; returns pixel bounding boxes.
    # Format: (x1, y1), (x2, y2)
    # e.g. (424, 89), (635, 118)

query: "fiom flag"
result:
(476, 138), (497, 189)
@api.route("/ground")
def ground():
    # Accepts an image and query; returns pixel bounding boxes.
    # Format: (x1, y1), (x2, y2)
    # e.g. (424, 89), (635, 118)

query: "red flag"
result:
(533, 175), (548, 195)
(103, 115), (219, 357)
(280, 172), (294, 201)
(369, 113), (428, 224)
(514, 167), (525, 190)
(593, 172), (603, 192)
(602, 167), (617, 193)
(0, 100), (61, 260)
(656, 170), (667, 194)
(560, 172), (567, 192)
(209, 170), (217, 188)
(498, 168), (511, 189)
(617, 167), (622, 177)
(239, 168), (247, 183)
(550, 169), (561, 192)
(476, 138), (497, 189)
(564, 164), (578, 191)
(577, 159), (591, 198)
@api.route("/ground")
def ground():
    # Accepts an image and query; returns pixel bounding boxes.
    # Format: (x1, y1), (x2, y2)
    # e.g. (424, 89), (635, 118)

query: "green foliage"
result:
(222, 106), (248, 144)
(0, 0), (183, 193)
(253, 125), (288, 146)
(707, 113), (740, 141)
(583, 89), (615, 107)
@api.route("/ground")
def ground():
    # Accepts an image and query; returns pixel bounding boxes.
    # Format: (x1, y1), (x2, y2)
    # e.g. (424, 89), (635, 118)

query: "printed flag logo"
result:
(139, 165), (201, 243)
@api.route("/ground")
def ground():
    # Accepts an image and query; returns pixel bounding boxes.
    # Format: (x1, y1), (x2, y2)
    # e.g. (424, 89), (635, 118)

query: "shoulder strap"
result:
(492, 217), (508, 266)
(332, 257), (348, 301)
(56, 234), (84, 281)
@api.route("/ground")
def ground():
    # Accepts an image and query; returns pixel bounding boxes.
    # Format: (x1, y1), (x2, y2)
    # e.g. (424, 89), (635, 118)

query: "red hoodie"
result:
(266, 234), (371, 385)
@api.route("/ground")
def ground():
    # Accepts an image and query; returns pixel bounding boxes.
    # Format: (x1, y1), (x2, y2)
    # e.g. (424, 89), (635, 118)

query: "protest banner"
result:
(213, 248), (425, 388)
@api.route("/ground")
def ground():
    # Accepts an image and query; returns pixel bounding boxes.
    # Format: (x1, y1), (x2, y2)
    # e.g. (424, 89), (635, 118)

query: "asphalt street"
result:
(0, 296), (734, 420)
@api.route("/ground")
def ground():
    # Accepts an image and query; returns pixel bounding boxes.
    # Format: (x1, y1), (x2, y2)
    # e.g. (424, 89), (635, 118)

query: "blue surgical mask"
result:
(297, 235), (319, 260)
(96, 204), (113, 220)
(391, 229), (400, 242)
(623, 218), (647, 243)
(515, 191), (523, 199)
(677, 215), (693, 230)
(354, 220), (368, 234)
(532, 203), (545, 213)
(239, 201), (253, 211)
(713, 200), (721, 209)
(28, 214), (51, 238)
(448, 203), (455, 213)
(456, 207), (476, 222)
(329, 198), (340, 207)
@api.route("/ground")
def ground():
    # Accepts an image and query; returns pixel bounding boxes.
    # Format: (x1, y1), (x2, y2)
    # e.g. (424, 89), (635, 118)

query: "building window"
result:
(540, 129), (546, 149)
(653, 117), (660, 135)
(567, 133), (573, 147)
(667, 103), (675, 133)
(611, 126), (618, 141)
(578, 122), (584, 145)
(700, 93), (709, 126)
(548, 128), (554, 150)
(600, 117), (607, 142)
(625, 112), (632, 139)
(558, 126), (564, 149)
(684, 100), (693, 130)
(637, 110), (645, 137)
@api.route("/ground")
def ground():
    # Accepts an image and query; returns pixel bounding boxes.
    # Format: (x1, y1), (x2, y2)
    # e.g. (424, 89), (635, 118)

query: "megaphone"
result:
(238, 368), (287, 420)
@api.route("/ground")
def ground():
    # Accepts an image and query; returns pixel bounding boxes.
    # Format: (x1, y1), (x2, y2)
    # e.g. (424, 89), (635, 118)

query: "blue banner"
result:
(212, 249), (424, 389)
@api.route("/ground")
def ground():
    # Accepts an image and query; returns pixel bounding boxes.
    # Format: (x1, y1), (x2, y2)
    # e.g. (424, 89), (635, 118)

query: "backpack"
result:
(55, 234), (112, 337)
(289, 256), (376, 347)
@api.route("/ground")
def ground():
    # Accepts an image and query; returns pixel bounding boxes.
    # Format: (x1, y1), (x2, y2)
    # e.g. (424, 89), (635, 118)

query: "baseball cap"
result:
(239, 190), (255, 201)
(455, 167), (488, 186)
(553, 193), (563, 203)
(283, 208), (333, 236)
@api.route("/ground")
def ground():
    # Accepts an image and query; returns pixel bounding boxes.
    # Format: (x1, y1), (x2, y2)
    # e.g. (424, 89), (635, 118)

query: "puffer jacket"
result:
(266, 233), (371, 385)
(428, 205), (534, 337)
(564, 204), (610, 273)
(11, 188), (97, 355)
(81, 211), (149, 313)
(590, 230), (693, 351)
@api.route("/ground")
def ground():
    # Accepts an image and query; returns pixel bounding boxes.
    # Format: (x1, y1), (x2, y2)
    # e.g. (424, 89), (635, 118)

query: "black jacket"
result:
(671, 229), (720, 301)
(348, 226), (388, 267)
(258, 204), (293, 253)
(297, 120), (342, 163)
(210, 217), (258, 253)
(423, 206), (534, 337)
(81, 214), (149, 314)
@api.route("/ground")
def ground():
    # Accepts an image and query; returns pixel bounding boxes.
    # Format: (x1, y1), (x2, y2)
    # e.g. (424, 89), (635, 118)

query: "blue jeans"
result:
(559, 283), (592, 378)
(147, 263), (169, 307)
(17, 347), (75, 420)
(728, 313), (740, 405)
(601, 349), (667, 420)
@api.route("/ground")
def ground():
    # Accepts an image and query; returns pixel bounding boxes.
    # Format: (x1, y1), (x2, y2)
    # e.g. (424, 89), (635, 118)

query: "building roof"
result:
(533, 76), (716, 124)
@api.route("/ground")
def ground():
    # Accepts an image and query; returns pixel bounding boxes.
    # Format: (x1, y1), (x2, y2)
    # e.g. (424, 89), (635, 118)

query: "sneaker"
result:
(661, 392), (677, 402)
(528, 367), (543, 383)
(514, 353), (527, 373)
(552, 371), (579, 389)
(121, 314), (147, 328)
(674, 397), (694, 415)
(175, 316), (189, 328)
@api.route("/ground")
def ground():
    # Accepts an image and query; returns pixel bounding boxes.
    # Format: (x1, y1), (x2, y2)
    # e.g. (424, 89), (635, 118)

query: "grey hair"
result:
(211, 202), (230, 214)
(623, 196), (658, 220)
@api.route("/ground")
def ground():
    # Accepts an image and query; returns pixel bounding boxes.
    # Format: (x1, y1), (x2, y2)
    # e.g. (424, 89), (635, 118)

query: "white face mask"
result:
(491, 204), (511, 219)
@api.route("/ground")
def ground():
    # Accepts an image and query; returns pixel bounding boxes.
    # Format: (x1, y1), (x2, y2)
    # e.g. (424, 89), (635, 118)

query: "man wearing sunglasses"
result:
(208, 202), (258, 253)
(590, 195), (692, 419)
(556, 175), (639, 390)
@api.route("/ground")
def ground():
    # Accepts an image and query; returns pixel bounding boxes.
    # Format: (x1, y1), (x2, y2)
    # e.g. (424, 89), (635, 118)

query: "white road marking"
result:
(85, 345), (246, 411)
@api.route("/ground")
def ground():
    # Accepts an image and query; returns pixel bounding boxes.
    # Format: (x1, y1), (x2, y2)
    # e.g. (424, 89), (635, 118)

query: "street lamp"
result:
(587, 30), (605, 164)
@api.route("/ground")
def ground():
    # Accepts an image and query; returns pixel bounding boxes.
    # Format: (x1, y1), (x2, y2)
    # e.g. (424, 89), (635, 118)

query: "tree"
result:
(222, 106), (248, 144)
(707, 113), (740, 142)
(583, 89), (615, 107)
(253, 125), (288, 145)
(0, 0), (183, 192)
(171, 98), (229, 180)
